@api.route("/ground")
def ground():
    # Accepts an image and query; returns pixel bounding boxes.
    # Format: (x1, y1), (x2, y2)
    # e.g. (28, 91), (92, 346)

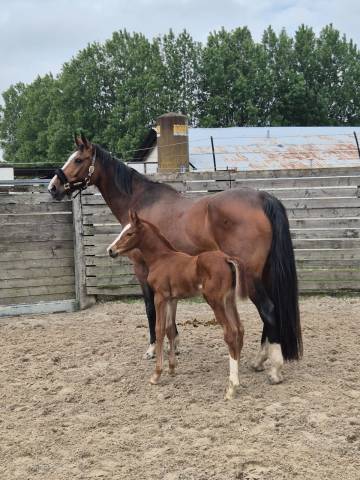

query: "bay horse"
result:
(107, 210), (250, 399)
(48, 134), (302, 384)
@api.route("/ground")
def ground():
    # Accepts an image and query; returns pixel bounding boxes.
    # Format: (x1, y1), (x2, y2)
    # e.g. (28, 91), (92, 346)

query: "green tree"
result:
(102, 30), (165, 158)
(0, 82), (26, 162)
(0, 75), (55, 164)
(316, 24), (360, 124)
(157, 29), (202, 125)
(200, 27), (263, 127)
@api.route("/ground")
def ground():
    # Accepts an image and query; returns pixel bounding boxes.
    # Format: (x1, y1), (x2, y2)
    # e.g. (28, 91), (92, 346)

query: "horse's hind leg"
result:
(251, 326), (268, 372)
(166, 299), (178, 375)
(250, 281), (284, 384)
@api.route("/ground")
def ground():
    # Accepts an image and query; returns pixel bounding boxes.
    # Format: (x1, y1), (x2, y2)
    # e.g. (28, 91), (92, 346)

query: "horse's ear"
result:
(74, 133), (81, 148)
(81, 133), (90, 149)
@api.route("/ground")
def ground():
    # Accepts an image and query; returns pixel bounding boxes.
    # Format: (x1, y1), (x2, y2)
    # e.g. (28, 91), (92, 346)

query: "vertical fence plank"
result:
(72, 193), (96, 309)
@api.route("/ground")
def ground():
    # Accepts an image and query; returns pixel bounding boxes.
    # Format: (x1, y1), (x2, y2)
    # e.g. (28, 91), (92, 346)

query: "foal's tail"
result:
(227, 259), (249, 300)
(261, 192), (303, 361)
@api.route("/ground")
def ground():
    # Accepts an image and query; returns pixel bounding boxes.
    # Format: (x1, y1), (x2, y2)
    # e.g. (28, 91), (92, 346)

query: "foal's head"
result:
(107, 210), (143, 258)
(48, 134), (97, 200)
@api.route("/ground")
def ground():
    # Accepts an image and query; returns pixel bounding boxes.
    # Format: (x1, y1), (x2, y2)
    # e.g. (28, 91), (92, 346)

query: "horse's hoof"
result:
(267, 370), (284, 385)
(169, 368), (176, 376)
(143, 343), (156, 360)
(250, 359), (265, 372)
(149, 373), (161, 385)
(224, 381), (239, 400)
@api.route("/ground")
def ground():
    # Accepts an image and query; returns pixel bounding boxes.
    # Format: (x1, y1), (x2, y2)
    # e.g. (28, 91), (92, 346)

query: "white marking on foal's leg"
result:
(225, 355), (240, 400)
(143, 342), (156, 360)
(251, 340), (268, 371)
(267, 342), (284, 385)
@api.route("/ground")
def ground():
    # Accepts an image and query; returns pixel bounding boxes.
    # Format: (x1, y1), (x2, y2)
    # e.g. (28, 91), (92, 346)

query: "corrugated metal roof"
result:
(189, 126), (360, 171)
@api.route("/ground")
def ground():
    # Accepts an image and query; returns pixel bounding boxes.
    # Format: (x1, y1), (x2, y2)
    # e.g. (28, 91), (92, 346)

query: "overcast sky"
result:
(1, 0), (360, 99)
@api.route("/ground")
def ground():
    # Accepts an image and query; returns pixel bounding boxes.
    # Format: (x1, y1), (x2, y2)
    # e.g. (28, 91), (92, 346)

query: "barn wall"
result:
(0, 184), (77, 315)
(82, 166), (360, 296)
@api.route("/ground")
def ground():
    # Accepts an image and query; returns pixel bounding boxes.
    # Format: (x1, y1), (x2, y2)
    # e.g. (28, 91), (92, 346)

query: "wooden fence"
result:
(0, 184), (78, 315)
(0, 183), (96, 316)
(82, 166), (360, 296)
(0, 167), (359, 316)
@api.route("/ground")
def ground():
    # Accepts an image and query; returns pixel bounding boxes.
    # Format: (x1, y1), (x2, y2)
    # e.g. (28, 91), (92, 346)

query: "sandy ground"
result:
(0, 296), (359, 480)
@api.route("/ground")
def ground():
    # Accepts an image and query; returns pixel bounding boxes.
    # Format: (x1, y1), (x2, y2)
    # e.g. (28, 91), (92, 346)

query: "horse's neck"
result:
(137, 226), (174, 266)
(95, 161), (133, 224)
(97, 181), (129, 224)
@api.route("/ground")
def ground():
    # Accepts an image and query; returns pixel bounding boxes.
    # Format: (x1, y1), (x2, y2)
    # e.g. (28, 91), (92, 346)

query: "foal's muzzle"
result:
(108, 247), (118, 258)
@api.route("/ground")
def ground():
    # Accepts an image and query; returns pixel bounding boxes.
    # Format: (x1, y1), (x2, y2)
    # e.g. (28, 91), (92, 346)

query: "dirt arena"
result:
(0, 296), (359, 480)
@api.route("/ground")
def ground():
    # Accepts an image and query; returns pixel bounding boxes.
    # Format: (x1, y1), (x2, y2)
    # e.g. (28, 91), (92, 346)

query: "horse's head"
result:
(107, 210), (143, 258)
(48, 134), (97, 200)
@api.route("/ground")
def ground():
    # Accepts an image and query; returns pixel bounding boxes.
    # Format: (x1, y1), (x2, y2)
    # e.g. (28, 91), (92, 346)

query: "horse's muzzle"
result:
(48, 184), (67, 201)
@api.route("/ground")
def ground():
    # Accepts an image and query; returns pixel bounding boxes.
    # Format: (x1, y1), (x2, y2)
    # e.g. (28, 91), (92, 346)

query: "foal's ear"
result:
(129, 209), (140, 226)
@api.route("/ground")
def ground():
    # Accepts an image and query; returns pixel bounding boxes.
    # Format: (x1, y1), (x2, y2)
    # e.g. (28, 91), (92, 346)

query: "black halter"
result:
(55, 149), (96, 196)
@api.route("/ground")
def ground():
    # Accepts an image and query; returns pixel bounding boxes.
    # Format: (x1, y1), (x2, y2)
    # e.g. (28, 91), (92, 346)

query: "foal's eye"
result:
(74, 157), (82, 164)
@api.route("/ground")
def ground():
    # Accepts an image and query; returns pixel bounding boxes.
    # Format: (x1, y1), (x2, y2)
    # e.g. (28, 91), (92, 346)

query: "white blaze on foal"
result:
(107, 223), (131, 254)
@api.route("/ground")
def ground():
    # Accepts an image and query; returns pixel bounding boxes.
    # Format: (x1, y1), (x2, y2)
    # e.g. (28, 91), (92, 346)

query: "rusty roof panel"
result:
(189, 126), (360, 171)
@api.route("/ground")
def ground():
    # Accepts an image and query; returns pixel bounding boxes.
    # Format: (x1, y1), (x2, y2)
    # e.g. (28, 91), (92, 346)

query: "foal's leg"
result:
(139, 279), (179, 360)
(165, 299), (178, 375)
(224, 294), (245, 399)
(150, 295), (167, 385)
(250, 281), (284, 384)
(209, 295), (243, 400)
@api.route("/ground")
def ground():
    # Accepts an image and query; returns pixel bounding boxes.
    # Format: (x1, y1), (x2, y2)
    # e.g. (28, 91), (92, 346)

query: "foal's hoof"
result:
(174, 336), (180, 356)
(267, 370), (284, 385)
(149, 373), (161, 385)
(224, 381), (239, 400)
(143, 343), (156, 360)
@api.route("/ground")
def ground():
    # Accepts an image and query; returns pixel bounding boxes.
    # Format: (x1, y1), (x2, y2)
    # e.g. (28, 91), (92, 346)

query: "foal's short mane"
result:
(141, 218), (178, 252)
(93, 144), (177, 197)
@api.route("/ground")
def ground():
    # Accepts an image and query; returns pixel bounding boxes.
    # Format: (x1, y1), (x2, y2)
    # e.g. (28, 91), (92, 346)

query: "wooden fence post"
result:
(72, 193), (96, 309)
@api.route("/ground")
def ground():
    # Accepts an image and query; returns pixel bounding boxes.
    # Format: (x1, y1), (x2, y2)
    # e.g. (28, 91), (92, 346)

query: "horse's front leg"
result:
(140, 282), (157, 359)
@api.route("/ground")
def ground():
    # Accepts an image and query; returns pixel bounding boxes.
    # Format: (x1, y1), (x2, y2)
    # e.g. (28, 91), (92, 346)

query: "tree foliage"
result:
(1, 24), (359, 164)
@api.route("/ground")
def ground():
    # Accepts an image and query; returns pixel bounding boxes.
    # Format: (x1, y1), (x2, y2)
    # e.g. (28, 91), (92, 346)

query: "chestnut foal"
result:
(108, 211), (251, 400)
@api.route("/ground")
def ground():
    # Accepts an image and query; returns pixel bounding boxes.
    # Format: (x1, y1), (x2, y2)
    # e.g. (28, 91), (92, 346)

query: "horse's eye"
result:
(75, 158), (82, 164)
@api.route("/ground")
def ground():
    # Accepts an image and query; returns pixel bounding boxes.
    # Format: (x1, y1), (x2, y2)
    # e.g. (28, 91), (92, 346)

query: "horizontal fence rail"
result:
(82, 166), (360, 296)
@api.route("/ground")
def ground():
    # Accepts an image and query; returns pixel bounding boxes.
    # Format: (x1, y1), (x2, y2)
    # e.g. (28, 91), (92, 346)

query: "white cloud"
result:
(1, 0), (359, 98)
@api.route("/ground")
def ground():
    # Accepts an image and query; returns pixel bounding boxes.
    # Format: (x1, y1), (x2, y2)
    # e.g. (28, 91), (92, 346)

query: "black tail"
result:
(262, 192), (303, 361)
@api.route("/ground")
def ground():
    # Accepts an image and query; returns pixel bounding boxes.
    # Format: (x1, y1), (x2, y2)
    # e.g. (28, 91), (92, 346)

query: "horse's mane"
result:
(94, 144), (176, 197)
(141, 218), (178, 252)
